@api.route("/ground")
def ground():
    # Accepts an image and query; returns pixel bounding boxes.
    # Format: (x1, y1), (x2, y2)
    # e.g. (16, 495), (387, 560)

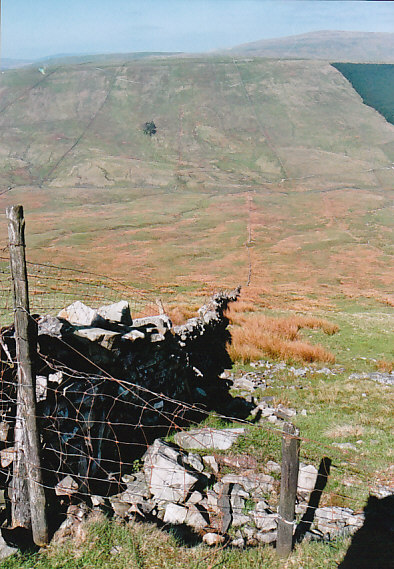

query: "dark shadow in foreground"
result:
(338, 494), (394, 569)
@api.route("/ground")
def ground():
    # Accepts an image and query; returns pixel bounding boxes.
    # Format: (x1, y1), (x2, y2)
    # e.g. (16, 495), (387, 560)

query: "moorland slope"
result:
(225, 31), (394, 62)
(0, 56), (393, 309)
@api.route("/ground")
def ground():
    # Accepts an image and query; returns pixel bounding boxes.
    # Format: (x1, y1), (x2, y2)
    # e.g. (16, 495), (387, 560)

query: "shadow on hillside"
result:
(337, 494), (394, 569)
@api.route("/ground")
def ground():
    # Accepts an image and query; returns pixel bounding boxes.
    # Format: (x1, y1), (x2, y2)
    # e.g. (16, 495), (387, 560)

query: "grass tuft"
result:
(375, 359), (393, 373)
(226, 309), (337, 364)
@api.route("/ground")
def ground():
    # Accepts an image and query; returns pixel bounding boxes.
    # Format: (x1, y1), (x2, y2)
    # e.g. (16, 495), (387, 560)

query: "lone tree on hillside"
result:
(143, 121), (157, 136)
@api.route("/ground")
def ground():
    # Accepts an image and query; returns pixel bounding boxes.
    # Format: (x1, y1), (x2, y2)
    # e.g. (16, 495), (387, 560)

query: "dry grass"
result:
(293, 315), (339, 335)
(376, 359), (393, 373)
(166, 303), (199, 326)
(226, 312), (336, 364)
(325, 424), (365, 439)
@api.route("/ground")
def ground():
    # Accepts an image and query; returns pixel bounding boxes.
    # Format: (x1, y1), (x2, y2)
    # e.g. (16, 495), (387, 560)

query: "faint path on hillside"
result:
(40, 64), (126, 186)
(245, 191), (254, 286)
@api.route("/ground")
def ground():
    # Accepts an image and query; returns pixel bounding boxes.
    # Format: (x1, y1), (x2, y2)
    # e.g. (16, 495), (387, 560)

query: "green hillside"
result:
(0, 56), (393, 307)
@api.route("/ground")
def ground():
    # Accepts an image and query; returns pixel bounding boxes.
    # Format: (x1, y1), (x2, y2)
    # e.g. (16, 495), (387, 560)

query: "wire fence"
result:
(0, 347), (365, 520)
(0, 220), (385, 550)
(0, 253), (161, 327)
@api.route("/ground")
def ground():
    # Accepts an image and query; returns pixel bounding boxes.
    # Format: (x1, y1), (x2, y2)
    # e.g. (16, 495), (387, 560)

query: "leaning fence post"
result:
(6, 205), (48, 546)
(277, 421), (300, 558)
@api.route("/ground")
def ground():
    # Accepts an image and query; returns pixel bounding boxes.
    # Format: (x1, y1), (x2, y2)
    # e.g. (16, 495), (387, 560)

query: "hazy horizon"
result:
(2, 1), (394, 62)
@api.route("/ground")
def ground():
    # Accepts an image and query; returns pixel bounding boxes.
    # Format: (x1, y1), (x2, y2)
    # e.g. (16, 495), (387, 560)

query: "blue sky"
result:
(2, 0), (394, 60)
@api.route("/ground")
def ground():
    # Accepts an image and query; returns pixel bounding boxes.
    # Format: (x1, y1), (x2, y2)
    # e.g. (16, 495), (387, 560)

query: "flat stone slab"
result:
(133, 315), (172, 335)
(174, 428), (245, 451)
(73, 327), (121, 350)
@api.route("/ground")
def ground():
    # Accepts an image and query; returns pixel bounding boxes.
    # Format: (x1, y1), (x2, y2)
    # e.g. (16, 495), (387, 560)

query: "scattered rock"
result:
(55, 475), (79, 496)
(218, 454), (257, 470)
(143, 440), (203, 503)
(252, 510), (278, 532)
(58, 301), (104, 327)
(0, 448), (14, 468)
(298, 464), (318, 498)
(174, 428), (245, 451)
(187, 491), (203, 505)
(97, 301), (132, 325)
(266, 461), (281, 475)
(333, 442), (358, 451)
(132, 315), (172, 335)
(256, 530), (277, 544)
(163, 503), (187, 525)
(0, 535), (17, 560)
(0, 423), (9, 442)
(314, 506), (364, 539)
(73, 327), (121, 350)
(185, 505), (209, 530)
(202, 455), (219, 474)
(203, 532), (225, 546)
(231, 535), (245, 548)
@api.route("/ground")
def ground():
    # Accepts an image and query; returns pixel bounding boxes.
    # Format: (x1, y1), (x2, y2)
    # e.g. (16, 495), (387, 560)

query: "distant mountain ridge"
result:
(1, 58), (34, 70)
(224, 31), (394, 62)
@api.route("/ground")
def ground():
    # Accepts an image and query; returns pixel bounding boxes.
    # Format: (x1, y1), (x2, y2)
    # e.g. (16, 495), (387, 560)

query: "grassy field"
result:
(0, 514), (352, 569)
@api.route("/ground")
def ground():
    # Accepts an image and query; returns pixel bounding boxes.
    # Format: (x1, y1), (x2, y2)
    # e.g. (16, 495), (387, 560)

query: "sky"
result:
(2, 0), (394, 61)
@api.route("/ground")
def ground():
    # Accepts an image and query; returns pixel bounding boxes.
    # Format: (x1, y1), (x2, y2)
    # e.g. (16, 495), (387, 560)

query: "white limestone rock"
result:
(143, 440), (201, 503)
(122, 330), (145, 342)
(256, 530), (277, 544)
(174, 428), (245, 451)
(58, 301), (104, 327)
(298, 463), (318, 497)
(55, 475), (79, 496)
(97, 301), (132, 325)
(202, 455), (219, 474)
(0, 448), (15, 468)
(203, 533), (225, 546)
(133, 315), (172, 335)
(0, 535), (17, 560)
(185, 505), (209, 530)
(163, 503), (187, 525)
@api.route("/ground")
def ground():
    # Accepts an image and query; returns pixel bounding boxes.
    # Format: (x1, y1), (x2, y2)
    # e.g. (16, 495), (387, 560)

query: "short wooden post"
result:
(277, 422), (300, 558)
(6, 205), (48, 546)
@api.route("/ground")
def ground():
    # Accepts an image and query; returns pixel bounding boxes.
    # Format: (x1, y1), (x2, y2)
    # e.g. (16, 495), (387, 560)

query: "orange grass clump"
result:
(226, 309), (337, 364)
(166, 304), (199, 326)
(376, 359), (393, 373)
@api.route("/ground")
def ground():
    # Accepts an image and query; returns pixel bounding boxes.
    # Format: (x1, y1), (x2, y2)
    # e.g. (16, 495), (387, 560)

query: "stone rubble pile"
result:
(348, 371), (394, 386)
(74, 430), (365, 547)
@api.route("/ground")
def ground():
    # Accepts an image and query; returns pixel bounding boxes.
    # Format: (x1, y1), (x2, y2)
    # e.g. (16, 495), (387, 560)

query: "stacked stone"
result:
(0, 290), (243, 494)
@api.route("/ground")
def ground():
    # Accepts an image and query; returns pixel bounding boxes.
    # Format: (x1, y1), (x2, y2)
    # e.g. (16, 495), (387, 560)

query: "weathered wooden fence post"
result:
(277, 421), (300, 558)
(6, 205), (48, 546)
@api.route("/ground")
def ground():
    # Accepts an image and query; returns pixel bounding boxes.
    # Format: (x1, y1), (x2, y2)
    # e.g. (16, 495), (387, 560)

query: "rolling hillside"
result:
(225, 31), (394, 63)
(0, 56), (393, 310)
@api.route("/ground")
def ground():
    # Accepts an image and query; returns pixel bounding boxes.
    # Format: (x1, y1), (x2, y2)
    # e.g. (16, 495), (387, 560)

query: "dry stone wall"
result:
(0, 288), (248, 494)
